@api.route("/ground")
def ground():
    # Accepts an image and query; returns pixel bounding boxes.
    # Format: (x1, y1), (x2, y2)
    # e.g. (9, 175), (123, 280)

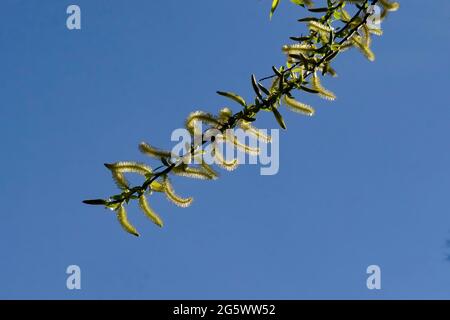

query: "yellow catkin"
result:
(369, 28), (383, 36)
(283, 96), (315, 116)
(380, 0), (400, 11)
(312, 73), (336, 100)
(239, 121), (272, 143)
(185, 111), (221, 131)
(105, 162), (152, 189)
(200, 162), (219, 179)
(309, 21), (331, 43)
(221, 132), (260, 155)
(351, 35), (375, 61)
(139, 142), (172, 159)
(111, 171), (129, 190)
(117, 205), (139, 237)
(173, 165), (215, 180)
(105, 162), (152, 176)
(309, 21), (332, 32)
(138, 195), (163, 227)
(213, 149), (239, 171)
(163, 176), (193, 208)
(362, 24), (372, 48)
(282, 43), (316, 55)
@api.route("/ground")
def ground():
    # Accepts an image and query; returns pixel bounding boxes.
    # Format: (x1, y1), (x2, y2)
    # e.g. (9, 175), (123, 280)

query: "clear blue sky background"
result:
(1, 0), (449, 299)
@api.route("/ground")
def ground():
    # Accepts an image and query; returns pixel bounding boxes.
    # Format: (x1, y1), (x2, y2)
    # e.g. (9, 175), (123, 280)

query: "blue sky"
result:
(1, 0), (450, 299)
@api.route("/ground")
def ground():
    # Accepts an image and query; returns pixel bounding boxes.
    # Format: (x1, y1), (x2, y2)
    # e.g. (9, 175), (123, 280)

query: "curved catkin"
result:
(111, 171), (129, 190)
(220, 132), (260, 155)
(351, 35), (375, 61)
(138, 195), (163, 227)
(309, 21), (331, 43)
(172, 165), (214, 180)
(362, 24), (372, 48)
(185, 111), (221, 130)
(213, 149), (239, 171)
(239, 121), (271, 143)
(200, 162), (219, 179)
(283, 96), (315, 116)
(369, 27), (383, 36)
(309, 20), (332, 33)
(105, 162), (152, 176)
(312, 73), (336, 101)
(380, 0), (400, 12)
(282, 43), (316, 55)
(322, 64), (337, 77)
(139, 142), (172, 159)
(163, 176), (193, 208)
(117, 205), (139, 237)
(105, 162), (152, 189)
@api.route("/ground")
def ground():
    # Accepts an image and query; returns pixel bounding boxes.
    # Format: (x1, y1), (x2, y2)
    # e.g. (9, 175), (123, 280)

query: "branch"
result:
(83, 0), (399, 237)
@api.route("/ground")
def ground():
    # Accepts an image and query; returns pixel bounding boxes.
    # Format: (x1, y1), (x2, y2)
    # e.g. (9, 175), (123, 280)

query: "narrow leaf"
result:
(83, 199), (108, 206)
(251, 74), (263, 99)
(271, 107), (287, 129)
(217, 91), (247, 107)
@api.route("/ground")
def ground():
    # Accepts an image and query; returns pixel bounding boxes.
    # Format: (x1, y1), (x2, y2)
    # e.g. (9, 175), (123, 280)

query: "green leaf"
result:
(111, 194), (124, 201)
(83, 199), (108, 206)
(298, 17), (319, 22)
(290, 36), (310, 42)
(270, 0), (280, 19)
(272, 66), (285, 93)
(217, 91), (247, 107)
(251, 74), (263, 99)
(272, 66), (283, 78)
(271, 107), (287, 129)
(308, 7), (328, 13)
(258, 82), (271, 96)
